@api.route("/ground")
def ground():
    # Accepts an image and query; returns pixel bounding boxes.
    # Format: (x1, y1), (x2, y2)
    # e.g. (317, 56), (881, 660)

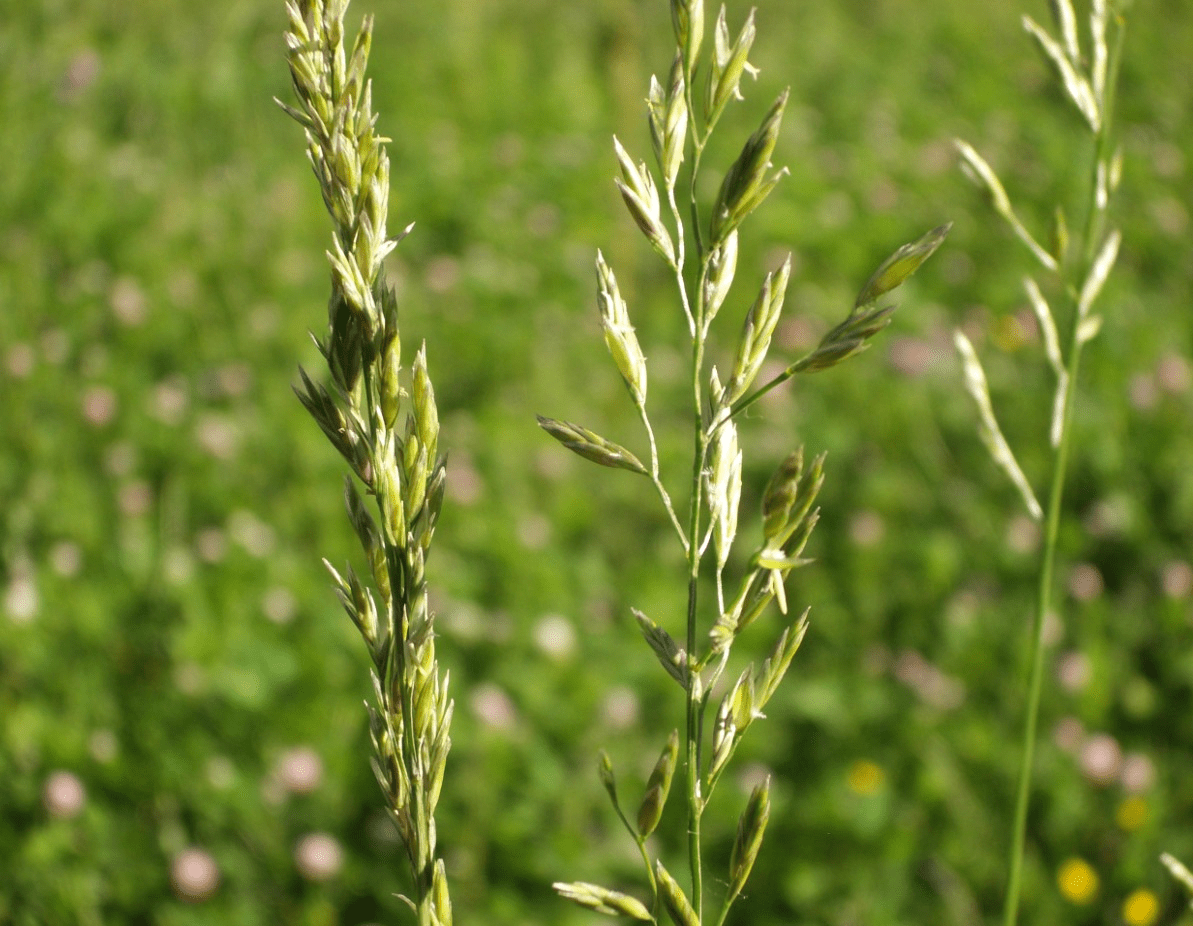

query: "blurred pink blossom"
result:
(601, 686), (639, 730)
(43, 770), (86, 819)
(1068, 563), (1104, 602)
(171, 847), (219, 901)
(110, 276), (147, 326)
(1056, 651), (1091, 693)
(1080, 732), (1122, 786)
(1121, 753), (1156, 793)
(1053, 716), (1084, 753)
(277, 747), (323, 795)
(82, 385), (117, 426)
(295, 832), (343, 882)
(471, 683), (518, 730)
(533, 614), (576, 660)
(1162, 561), (1193, 599)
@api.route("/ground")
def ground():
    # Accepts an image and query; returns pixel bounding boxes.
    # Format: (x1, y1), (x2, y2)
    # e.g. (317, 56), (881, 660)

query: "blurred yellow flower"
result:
(1122, 888), (1159, 926)
(1057, 857), (1099, 904)
(847, 759), (885, 795)
(1116, 796), (1148, 831)
(992, 313), (1029, 352)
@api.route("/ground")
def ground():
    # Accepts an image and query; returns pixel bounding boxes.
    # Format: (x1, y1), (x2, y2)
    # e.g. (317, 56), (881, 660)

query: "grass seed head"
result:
(656, 861), (700, 926)
(728, 777), (771, 902)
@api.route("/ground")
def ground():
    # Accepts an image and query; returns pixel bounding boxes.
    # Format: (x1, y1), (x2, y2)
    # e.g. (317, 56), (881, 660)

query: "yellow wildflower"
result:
(1057, 857), (1099, 904)
(1116, 796), (1148, 831)
(847, 759), (884, 796)
(1122, 888), (1159, 926)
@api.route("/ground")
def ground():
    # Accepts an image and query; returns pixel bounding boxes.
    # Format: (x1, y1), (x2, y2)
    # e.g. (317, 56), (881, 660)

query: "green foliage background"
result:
(2, 0), (1192, 924)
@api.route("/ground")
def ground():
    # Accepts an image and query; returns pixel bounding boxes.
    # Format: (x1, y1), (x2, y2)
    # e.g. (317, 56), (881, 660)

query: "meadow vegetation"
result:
(2, 0), (1193, 924)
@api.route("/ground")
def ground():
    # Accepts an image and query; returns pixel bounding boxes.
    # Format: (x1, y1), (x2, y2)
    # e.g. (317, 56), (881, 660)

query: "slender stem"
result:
(696, 647), (728, 802)
(1001, 341), (1081, 926)
(728, 364), (794, 419)
(687, 138), (707, 266)
(728, 340), (824, 419)
(684, 335), (707, 920)
(636, 400), (689, 550)
(636, 837), (660, 902)
(1003, 18), (1123, 921)
(677, 146), (710, 909)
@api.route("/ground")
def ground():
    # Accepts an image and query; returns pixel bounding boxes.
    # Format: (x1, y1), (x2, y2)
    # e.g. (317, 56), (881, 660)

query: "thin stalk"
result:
(1001, 342), (1081, 926)
(687, 135), (708, 265)
(1003, 18), (1124, 922)
(728, 349), (815, 419)
(683, 597), (704, 919)
(635, 400), (689, 549)
(667, 90), (710, 903)
(636, 837), (660, 903)
(684, 325), (708, 920)
(684, 631), (704, 922)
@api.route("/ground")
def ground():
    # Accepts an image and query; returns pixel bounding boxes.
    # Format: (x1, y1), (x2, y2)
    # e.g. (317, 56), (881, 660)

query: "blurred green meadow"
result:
(3, 0), (1193, 923)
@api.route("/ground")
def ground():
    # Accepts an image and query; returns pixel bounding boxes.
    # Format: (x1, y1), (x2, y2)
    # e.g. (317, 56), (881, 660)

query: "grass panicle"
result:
(545, 0), (947, 922)
(952, 2), (1128, 924)
(281, 1), (453, 921)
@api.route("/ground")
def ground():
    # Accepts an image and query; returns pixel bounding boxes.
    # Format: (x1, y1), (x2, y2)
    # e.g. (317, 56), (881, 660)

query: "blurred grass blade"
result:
(955, 139), (1059, 272)
(1049, 0), (1080, 60)
(1091, 0), (1110, 101)
(1021, 277), (1070, 449)
(1161, 853), (1193, 907)
(1022, 15), (1100, 130)
(1078, 228), (1121, 316)
(954, 139), (1013, 216)
(953, 331), (1043, 520)
(598, 750), (621, 811)
(1023, 277), (1063, 375)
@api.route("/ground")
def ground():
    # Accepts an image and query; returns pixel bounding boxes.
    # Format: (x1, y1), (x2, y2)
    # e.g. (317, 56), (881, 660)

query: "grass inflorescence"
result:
(543, 1), (947, 922)
(281, 1), (453, 921)
(951, 1), (1128, 923)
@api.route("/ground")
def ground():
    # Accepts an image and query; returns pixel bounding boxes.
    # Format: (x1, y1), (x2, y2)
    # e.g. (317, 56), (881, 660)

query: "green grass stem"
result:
(1002, 343), (1082, 926)
(984, 7), (1128, 925)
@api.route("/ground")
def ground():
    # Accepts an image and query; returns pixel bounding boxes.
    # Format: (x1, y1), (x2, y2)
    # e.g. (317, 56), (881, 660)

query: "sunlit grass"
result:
(2, 0), (1192, 923)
